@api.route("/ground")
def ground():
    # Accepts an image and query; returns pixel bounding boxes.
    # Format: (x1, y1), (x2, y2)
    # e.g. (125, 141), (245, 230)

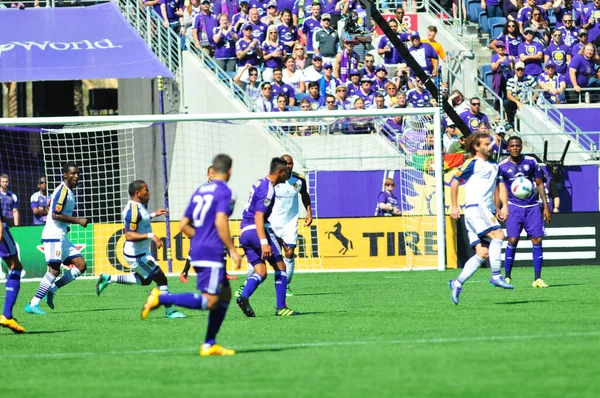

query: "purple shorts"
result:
(506, 204), (545, 239)
(240, 226), (283, 267)
(0, 227), (18, 259)
(194, 266), (229, 295)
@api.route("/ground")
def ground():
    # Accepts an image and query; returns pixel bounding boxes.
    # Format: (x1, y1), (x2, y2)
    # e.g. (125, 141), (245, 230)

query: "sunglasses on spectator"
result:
(295, 48), (304, 51)
(564, 19), (573, 22)
(314, 59), (322, 62)
(249, 73), (258, 76)
(326, 100), (335, 104)
(322, 18), (331, 21)
(365, 60), (374, 63)
(516, 67), (524, 71)
(471, 102), (481, 106)
(508, 24), (517, 27)
(324, 66), (332, 70)
(385, 183), (394, 186)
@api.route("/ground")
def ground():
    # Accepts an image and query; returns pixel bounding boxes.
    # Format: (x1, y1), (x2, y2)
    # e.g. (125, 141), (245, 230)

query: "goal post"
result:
(0, 108), (450, 279)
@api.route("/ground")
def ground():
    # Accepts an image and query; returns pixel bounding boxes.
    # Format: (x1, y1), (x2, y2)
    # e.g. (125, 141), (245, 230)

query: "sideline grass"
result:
(2, 266), (599, 398)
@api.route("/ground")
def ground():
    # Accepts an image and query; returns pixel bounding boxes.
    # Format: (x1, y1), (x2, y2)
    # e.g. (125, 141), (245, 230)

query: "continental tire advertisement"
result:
(2, 218), (457, 277)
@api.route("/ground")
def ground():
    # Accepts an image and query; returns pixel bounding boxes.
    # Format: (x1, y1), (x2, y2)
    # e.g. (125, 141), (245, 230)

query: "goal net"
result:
(0, 108), (447, 280)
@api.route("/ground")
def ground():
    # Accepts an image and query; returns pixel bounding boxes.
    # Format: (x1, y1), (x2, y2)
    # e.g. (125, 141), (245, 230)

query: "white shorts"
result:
(464, 204), (501, 247)
(42, 238), (82, 265)
(124, 253), (161, 279)
(270, 220), (298, 248)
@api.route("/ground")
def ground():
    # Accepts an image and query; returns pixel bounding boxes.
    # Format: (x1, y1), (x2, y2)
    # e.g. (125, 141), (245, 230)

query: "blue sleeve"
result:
(454, 159), (476, 183)
(215, 188), (232, 215)
(378, 192), (387, 204)
(124, 205), (141, 232)
(183, 194), (196, 221)
(254, 184), (271, 214)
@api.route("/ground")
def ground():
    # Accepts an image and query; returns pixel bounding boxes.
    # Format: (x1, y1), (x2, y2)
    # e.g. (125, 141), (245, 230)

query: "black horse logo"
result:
(326, 222), (354, 255)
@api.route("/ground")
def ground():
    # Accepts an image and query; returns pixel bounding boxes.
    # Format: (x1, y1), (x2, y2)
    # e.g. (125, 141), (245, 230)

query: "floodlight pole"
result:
(157, 76), (173, 273)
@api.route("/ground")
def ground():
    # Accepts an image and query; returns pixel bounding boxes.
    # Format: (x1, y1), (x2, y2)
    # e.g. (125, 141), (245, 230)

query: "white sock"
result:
(284, 257), (295, 285)
(489, 239), (503, 275)
(456, 254), (485, 285)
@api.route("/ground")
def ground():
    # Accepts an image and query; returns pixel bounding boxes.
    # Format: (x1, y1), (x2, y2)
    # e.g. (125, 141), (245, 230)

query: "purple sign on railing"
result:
(0, 3), (173, 82)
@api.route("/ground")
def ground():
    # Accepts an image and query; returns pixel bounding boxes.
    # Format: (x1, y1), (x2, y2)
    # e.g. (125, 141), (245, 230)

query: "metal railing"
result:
(445, 50), (468, 95)
(425, 0), (473, 52)
(474, 76), (505, 125)
(522, 87), (598, 158)
(374, 0), (424, 13)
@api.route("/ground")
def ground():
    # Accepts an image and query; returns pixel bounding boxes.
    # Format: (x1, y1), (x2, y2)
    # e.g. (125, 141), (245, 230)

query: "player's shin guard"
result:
(159, 292), (208, 309)
(532, 244), (543, 280)
(274, 270), (288, 309)
(284, 257), (295, 285)
(205, 301), (229, 346)
(3, 270), (21, 319)
(52, 267), (82, 292)
(489, 239), (503, 276)
(30, 272), (56, 306)
(241, 273), (263, 298)
(504, 243), (517, 278)
(456, 254), (485, 285)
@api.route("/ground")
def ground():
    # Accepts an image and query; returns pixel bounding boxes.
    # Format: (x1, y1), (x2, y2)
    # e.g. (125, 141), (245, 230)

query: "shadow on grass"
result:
(64, 307), (130, 314)
(25, 330), (75, 335)
(547, 283), (584, 288)
(495, 300), (550, 305)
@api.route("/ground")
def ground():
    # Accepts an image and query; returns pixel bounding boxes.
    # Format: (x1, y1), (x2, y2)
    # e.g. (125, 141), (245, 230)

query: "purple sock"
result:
(532, 244), (543, 280)
(205, 301), (229, 346)
(159, 292), (207, 309)
(274, 270), (288, 309)
(504, 243), (517, 278)
(241, 273), (263, 298)
(3, 270), (21, 319)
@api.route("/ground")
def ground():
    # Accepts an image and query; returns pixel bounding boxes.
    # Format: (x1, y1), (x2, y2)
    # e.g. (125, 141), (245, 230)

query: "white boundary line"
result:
(2, 330), (599, 359)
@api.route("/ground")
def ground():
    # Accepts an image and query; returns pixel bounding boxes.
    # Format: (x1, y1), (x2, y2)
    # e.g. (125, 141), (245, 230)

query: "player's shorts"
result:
(270, 219), (298, 248)
(464, 204), (501, 247)
(194, 266), (229, 295)
(506, 204), (545, 239)
(42, 238), (82, 265)
(240, 224), (283, 266)
(0, 227), (18, 259)
(124, 252), (161, 279)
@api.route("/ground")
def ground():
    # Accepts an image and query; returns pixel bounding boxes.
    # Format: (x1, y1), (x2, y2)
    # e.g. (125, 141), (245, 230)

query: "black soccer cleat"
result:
(236, 296), (256, 318)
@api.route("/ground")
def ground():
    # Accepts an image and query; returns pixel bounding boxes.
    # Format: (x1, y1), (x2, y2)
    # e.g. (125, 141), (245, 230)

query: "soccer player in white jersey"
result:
(25, 163), (89, 315)
(268, 154), (312, 296)
(449, 133), (514, 305)
(95, 180), (185, 319)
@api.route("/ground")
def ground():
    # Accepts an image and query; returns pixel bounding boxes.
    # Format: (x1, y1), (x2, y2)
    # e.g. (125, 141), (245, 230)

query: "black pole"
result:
(17, 82), (27, 118)
(360, 0), (472, 138)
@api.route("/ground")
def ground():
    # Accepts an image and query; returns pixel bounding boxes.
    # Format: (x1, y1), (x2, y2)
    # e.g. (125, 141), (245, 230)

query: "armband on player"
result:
(150, 212), (156, 219)
(260, 238), (268, 245)
(147, 233), (154, 239)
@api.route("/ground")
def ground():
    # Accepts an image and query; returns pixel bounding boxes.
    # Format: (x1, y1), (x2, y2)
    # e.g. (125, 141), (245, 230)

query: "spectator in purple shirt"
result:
(232, 0), (250, 32)
(459, 97), (490, 132)
(271, 67), (296, 105)
(408, 31), (439, 77)
(301, 2), (322, 58)
(377, 178), (401, 216)
(569, 42), (600, 100)
(354, 75), (376, 108)
(377, 19), (409, 69)
(248, 7), (268, 43)
(490, 20), (524, 58)
(491, 42), (515, 105)
(517, 0), (547, 33)
(544, 29), (571, 75)
(518, 26), (544, 77)
(558, 14), (579, 49)
(235, 23), (262, 71)
(213, 14), (239, 72)
(553, 0), (582, 28)
(262, 25), (285, 82)
(571, 29), (589, 55)
(192, 0), (218, 53)
(278, 9), (299, 54)
(538, 62), (567, 103)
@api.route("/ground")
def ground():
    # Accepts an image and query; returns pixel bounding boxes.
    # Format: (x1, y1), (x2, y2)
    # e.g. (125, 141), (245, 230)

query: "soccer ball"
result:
(511, 177), (534, 199)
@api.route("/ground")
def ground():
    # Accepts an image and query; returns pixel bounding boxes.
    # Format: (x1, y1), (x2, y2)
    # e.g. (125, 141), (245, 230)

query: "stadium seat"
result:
(491, 24), (504, 41)
(480, 64), (493, 89)
(478, 11), (489, 34)
(467, 2), (481, 23)
(488, 17), (506, 36)
(225, 71), (237, 79)
(295, 92), (310, 103)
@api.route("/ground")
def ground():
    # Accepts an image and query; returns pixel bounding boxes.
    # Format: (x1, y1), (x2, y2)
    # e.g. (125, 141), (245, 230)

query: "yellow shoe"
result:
(200, 344), (236, 356)
(505, 277), (511, 284)
(0, 315), (26, 334)
(141, 288), (162, 320)
(532, 278), (549, 288)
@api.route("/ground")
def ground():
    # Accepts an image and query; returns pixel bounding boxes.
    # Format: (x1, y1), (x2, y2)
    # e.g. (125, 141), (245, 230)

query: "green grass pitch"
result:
(2, 266), (600, 398)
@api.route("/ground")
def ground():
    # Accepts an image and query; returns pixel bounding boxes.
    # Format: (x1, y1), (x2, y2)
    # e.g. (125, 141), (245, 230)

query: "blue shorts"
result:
(0, 227), (18, 259)
(194, 266), (229, 295)
(506, 204), (545, 239)
(240, 225), (283, 266)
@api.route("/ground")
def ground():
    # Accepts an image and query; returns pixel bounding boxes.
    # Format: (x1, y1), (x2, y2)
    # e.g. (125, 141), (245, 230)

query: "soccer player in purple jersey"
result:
(0, 214), (26, 333)
(236, 157), (299, 317)
(142, 154), (241, 356)
(498, 136), (552, 288)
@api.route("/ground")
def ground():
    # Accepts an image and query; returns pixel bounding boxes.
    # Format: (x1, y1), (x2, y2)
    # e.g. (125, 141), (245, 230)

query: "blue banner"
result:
(0, 3), (173, 82)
